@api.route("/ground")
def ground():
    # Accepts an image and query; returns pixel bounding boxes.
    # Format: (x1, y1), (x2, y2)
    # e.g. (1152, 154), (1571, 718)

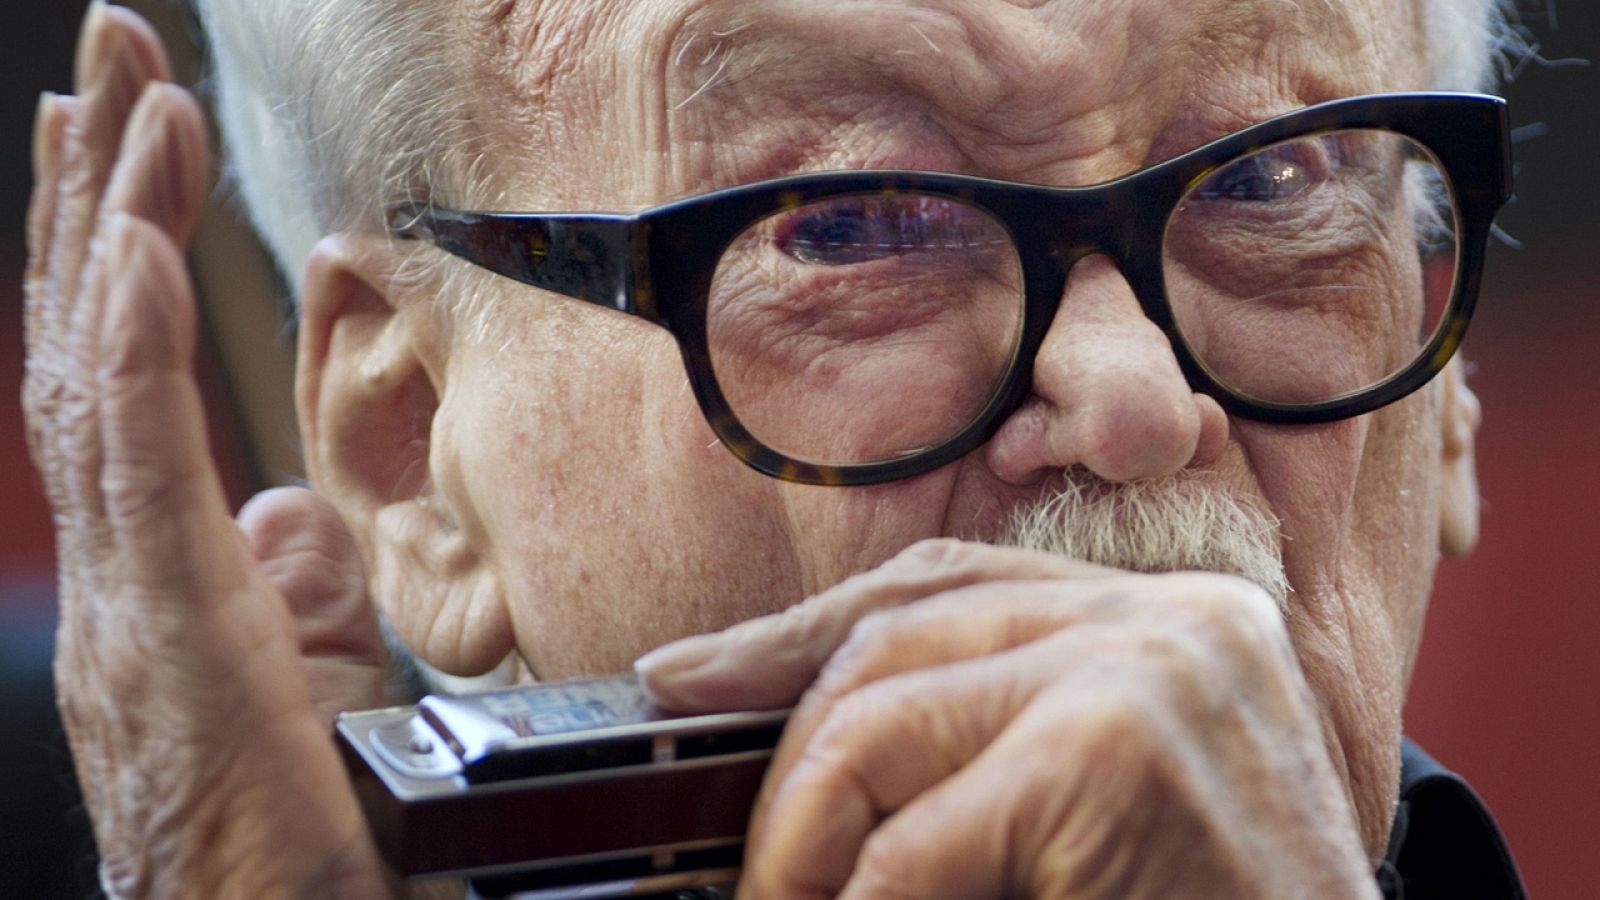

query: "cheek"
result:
(1235, 394), (1440, 598)
(1234, 419), (1366, 582)
(1350, 389), (1443, 628)
(451, 304), (811, 676)
(777, 468), (965, 594)
(1235, 386), (1441, 645)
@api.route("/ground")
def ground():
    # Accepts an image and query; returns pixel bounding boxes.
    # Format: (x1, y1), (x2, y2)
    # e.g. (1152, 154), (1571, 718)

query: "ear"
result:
(1436, 358), (1482, 558)
(296, 235), (512, 675)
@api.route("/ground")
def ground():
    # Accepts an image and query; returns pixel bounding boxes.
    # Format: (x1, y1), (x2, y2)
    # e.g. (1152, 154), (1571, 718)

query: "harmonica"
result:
(335, 676), (788, 898)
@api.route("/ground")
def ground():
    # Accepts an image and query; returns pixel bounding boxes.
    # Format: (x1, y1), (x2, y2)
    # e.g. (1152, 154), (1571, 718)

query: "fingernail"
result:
(33, 93), (59, 176)
(75, 2), (112, 92)
(80, 1), (110, 41)
(634, 632), (724, 680)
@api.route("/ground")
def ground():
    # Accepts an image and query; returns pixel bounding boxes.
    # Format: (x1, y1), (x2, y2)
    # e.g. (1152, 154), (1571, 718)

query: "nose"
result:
(984, 255), (1228, 485)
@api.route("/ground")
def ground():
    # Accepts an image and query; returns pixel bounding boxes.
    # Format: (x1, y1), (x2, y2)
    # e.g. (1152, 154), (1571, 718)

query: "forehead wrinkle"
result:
(468, 0), (1408, 206)
(661, 0), (1374, 129)
(1191, 0), (1363, 55)
(659, 0), (1149, 178)
(665, 0), (1358, 88)
(480, 0), (627, 104)
(465, 0), (701, 208)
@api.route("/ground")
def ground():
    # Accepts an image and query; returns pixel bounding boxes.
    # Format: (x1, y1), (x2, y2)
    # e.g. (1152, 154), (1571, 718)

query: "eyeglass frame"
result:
(389, 91), (1512, 487)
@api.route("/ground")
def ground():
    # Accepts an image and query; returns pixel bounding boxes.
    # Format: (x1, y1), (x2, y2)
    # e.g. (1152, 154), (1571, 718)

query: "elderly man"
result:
(25, 0), (1523, 896)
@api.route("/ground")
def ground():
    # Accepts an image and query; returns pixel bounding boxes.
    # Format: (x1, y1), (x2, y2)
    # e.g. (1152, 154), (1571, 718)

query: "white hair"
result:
(195, 0), (492, 295)
(196, 0), (1517, 294)
(1423, 0), (1521, 92)
(1000, 468), (1292, 609)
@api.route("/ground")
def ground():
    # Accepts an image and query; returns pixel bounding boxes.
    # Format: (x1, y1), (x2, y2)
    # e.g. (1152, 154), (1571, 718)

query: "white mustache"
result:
(998, 467), (1290, 610)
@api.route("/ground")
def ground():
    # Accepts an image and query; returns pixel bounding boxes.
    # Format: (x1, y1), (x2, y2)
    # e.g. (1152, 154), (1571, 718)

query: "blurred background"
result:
(2, 1), (1595, 896)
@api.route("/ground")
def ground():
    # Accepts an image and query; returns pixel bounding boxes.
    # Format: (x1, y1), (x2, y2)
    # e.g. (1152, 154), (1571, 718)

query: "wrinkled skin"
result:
(23, 10), (390, 896)
(25, 0), (1482, 897)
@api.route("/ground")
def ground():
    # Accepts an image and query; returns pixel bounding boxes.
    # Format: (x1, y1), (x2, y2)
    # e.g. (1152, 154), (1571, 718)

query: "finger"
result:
(23, 93), (80, 460)
(639, 539), (1118, 710)
(42, 83), (211, 526)
(38, 210), (128, 627)
(826, 618), (1314, 900)
(829, 688), (1089, 900)
(741, 644), (1060, 900)
(34, 7), (174, 538)
(95, 213), (236, 592)
(240, 488), (387, 726)
(101, 82), (210, 247)
(744, 577), (1259, 899)
(24, 91), (76, 307)
(761, 578), (1143, 801)
(54, 4), (172, 319)
(777, 571), (1291, 766)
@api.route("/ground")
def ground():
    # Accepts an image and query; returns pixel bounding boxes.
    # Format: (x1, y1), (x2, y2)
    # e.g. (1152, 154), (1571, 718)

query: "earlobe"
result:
(1437, 360), (1482, 558)
(296, 235), (513, 675)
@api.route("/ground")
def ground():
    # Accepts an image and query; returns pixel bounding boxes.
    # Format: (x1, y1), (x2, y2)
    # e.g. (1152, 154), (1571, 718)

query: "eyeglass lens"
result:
(708, 195), (1025, 466)
(706, 129), (1460, 468)
(1163, 130), (1459, 406)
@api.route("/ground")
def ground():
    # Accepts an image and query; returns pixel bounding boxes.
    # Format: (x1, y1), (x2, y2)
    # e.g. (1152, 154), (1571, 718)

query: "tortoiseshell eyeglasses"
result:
(390, 92), (1511, 486)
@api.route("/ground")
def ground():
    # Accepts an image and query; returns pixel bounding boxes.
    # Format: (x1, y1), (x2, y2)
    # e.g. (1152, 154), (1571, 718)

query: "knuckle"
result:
(1162, 572), (1285, 648)
(898, 536), (967, 564)
(56, 158), (100, 205)
(812, 679), (894, 747)
(260, 542), (362, 615)
(1078, 696), (1164, 764)
(22, 269), (58, 314)
(887, 536), (970, 571)
(852, 828), (926, 900)
(813, 608), (906, 695)
(785, 590), (839, 648)
(100, 466), (177, 526)
(844, 606), (901, 654)
(240, 489), (348, 557)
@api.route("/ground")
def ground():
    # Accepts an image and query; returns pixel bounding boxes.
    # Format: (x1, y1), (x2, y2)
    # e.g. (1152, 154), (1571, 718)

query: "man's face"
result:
(304, 0), (1479, 851)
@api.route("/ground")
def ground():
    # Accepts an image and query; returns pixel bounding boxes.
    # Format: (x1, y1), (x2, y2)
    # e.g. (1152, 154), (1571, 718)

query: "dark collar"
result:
(1376, 739), (1526, 899)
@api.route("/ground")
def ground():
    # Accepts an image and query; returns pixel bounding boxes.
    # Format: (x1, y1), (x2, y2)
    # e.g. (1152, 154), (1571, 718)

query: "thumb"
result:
(239, 486), (386, 725)
(635, 539), (1114, 712)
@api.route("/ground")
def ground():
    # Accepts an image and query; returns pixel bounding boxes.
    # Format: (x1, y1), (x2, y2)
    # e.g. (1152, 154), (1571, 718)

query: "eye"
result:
(772, 196), (999, 266)
(1194, 145), (1318, 203)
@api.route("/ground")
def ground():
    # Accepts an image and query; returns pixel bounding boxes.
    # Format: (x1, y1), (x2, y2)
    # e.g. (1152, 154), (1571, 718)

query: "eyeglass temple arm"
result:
(388, 205), (637, 312)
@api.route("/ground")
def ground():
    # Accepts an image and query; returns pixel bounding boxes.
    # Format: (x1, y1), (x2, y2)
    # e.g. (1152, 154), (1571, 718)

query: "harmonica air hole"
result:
(463, 737), (655, 783)
(674, 723), (784, 760)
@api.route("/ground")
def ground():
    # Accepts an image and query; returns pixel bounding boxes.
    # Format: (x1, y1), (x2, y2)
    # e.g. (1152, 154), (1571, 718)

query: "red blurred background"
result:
(2, 2), (1595, 896)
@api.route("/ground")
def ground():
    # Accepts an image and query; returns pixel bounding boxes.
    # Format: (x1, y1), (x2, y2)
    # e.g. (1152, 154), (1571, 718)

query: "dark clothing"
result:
(1377, 739), (1527, 899)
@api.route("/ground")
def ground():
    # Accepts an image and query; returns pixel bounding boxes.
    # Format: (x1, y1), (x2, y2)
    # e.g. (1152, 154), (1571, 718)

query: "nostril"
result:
(984, 388), (1210, 486)
(982, 401), (1051, 486)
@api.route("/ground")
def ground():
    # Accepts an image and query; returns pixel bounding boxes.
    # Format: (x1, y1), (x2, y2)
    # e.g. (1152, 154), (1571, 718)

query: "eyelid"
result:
(768, 196), (1009, 267)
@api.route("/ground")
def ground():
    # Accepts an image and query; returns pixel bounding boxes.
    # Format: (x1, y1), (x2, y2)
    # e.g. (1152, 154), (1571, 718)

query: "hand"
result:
(638, 539), (1379, 899)
(24, 6), (391, 896)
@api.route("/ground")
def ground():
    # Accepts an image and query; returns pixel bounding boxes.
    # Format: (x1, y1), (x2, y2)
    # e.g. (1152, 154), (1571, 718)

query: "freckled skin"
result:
(357, 0), (1463, 861)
